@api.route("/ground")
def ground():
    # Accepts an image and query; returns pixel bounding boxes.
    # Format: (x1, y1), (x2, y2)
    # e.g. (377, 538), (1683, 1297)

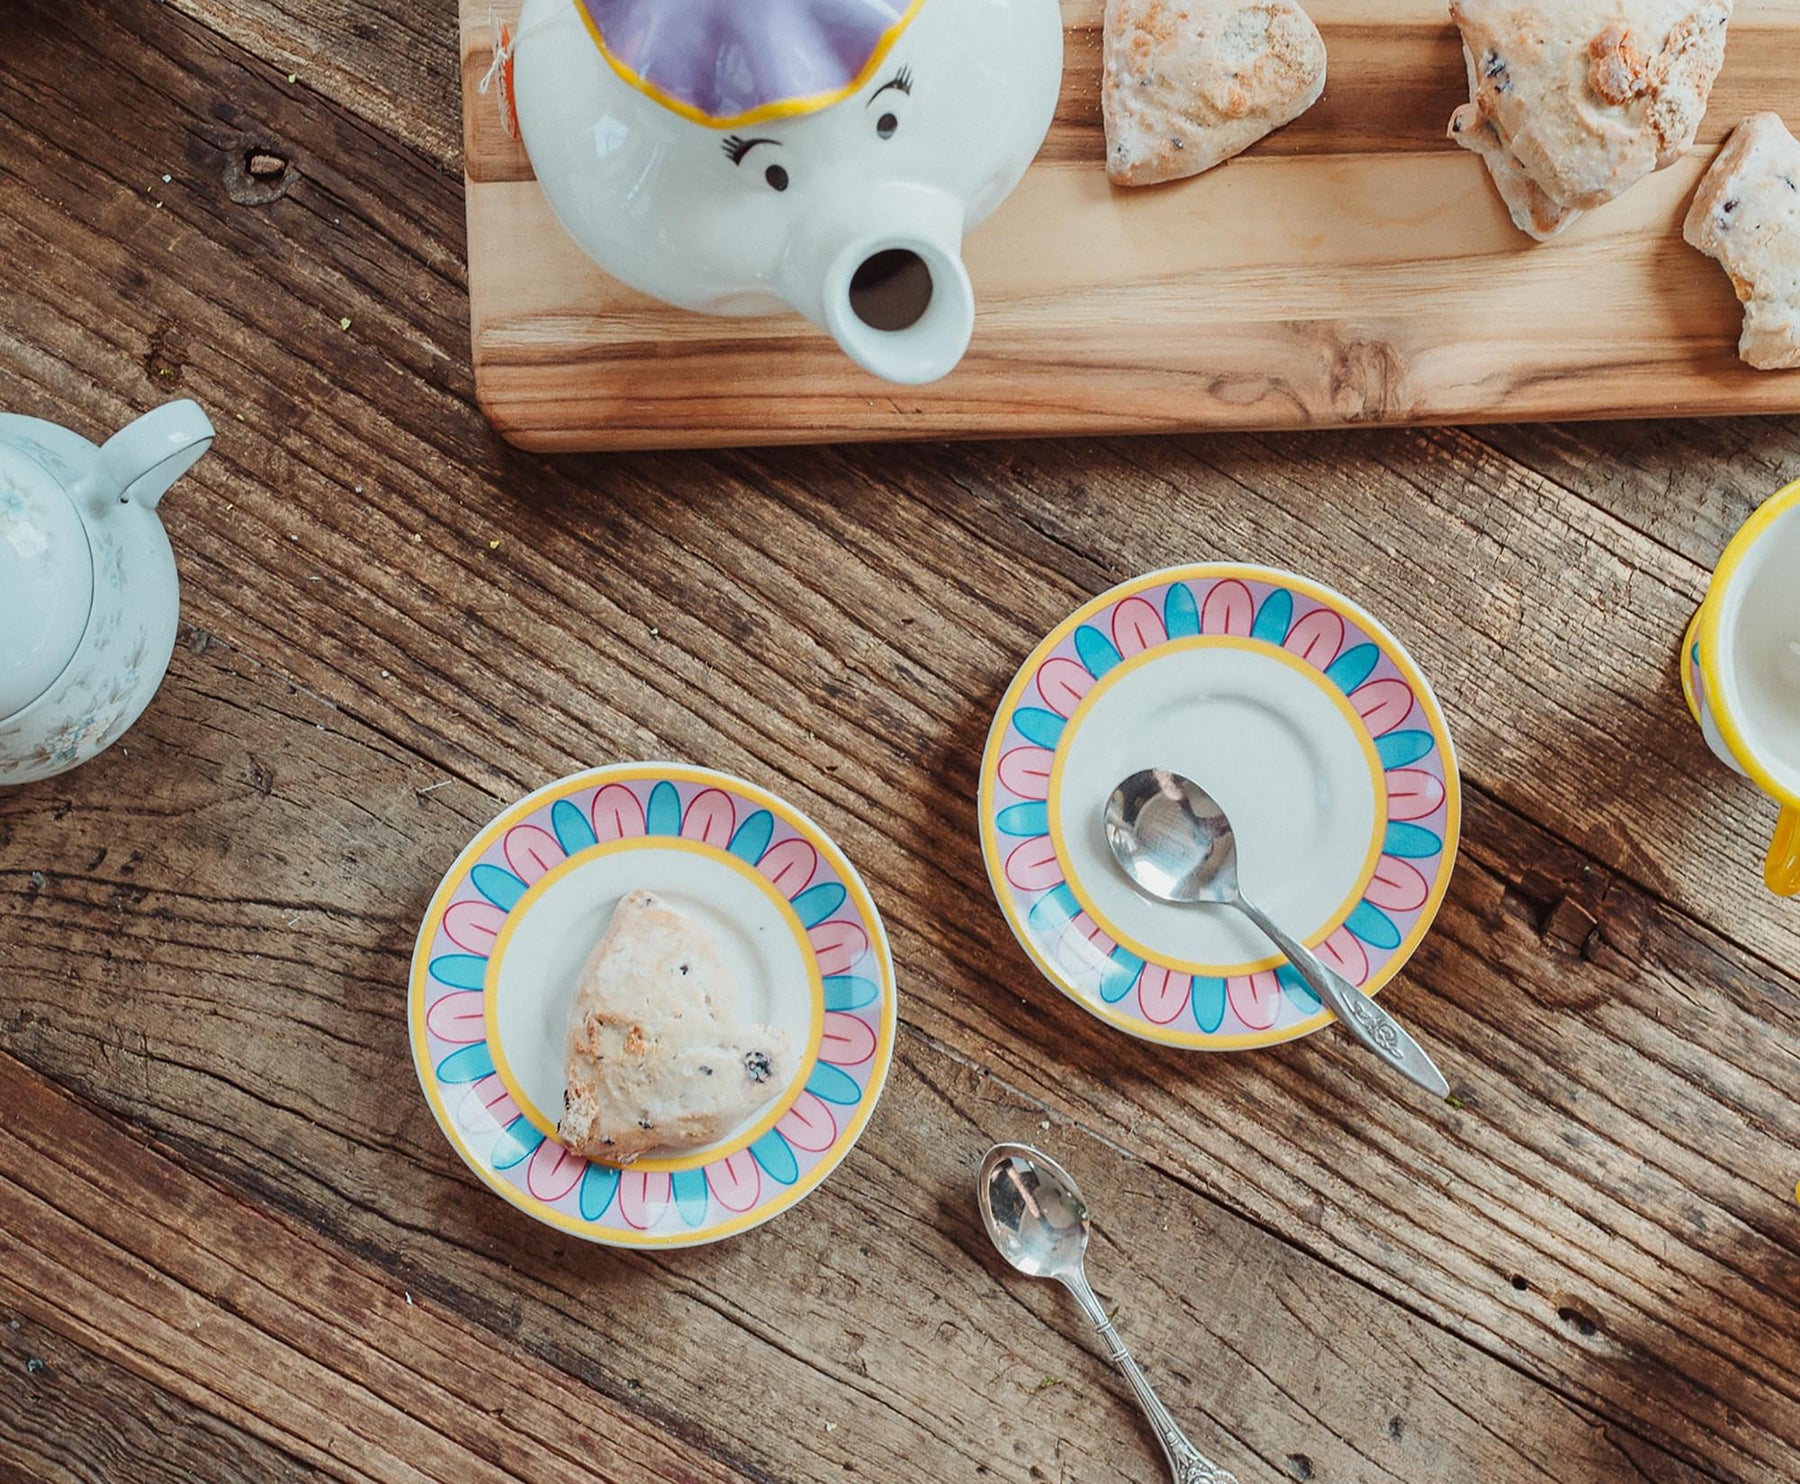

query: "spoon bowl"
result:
(978, 1143), (1092, 1283)
(1103, 768), (1450, 1101)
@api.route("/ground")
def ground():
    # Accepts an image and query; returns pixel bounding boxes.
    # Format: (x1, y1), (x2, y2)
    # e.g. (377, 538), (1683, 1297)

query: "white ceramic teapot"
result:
(0, 400), (214, 786)
(511, 0), (1064, 385)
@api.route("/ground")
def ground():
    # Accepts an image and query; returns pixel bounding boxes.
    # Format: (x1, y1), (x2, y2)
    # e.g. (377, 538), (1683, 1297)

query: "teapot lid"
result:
(0, 441), (93, 719)
(577, 0), (921, 128)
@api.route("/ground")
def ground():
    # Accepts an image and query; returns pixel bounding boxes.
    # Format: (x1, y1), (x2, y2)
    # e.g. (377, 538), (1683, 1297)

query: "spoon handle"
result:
(1234, 892), (1449, 1099)
(1062, 1272), (1240, 1484)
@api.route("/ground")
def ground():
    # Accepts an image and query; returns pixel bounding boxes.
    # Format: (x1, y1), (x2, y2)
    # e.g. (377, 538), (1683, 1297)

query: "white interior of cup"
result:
(1716, 503), (1800, 799)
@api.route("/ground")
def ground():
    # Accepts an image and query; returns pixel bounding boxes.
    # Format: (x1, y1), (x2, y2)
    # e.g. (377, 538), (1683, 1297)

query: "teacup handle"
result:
(1767, 809), (1800, 897)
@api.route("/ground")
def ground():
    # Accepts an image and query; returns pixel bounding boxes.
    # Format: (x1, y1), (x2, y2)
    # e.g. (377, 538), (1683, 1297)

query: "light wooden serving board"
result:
(462, 0), (1800, 451)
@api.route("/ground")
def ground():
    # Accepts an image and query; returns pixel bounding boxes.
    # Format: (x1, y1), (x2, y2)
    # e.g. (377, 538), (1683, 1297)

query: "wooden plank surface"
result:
(2, 1), (1799, 1481)
(464, 0), (1800, 451)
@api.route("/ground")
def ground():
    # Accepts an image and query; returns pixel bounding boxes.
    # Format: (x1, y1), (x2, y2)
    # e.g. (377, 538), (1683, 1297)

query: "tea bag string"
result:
(478, 8), (557, 98)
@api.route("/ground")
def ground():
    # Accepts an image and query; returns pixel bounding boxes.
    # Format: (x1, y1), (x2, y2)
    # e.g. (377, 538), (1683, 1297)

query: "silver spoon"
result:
(977, 1143), (1241, 1484)
(1103, 768), (1450, 1100)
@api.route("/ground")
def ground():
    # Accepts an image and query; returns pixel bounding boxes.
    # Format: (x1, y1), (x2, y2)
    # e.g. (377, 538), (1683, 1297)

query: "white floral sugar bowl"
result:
(511, 0), (1064, 385)
(0, 400), (214, 786)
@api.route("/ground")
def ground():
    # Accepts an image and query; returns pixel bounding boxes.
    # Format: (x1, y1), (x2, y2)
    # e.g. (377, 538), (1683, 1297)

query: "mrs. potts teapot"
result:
(511, 0), (1064, 385)
(0, 400), (214, 786)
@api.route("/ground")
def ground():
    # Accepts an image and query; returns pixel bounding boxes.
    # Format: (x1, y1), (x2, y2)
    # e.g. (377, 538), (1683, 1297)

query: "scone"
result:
(558, 888), (792, 1164)
(1103, 0), (1327, 187)
(1685, 113), (1800, 370)
(1448, 1), (1733, 240)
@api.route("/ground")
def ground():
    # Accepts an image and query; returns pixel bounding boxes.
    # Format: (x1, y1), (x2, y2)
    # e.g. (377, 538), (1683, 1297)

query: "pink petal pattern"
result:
(1112, 596), (1166, 657)
(619, 1170), (671, 1230)
(708, 1150), (762, 1212)
(1202, 579), (1255, 637)
(681, 788), (736, 847)
(998, 746), (1054, 801)
(426, 990), (486, 1044)
(777, 1090), (838, 1152)
(821, 1011), (877, 1066)
(526, 1140), (584, 1202)
(590, 784), (646, 842)
(1319, 928), (1370, 987)
(1036, 657), (1094, 718)
(1228, 970), (1282, 1030)
(504, 824), (564, 885)
(457, 1074), (520, 1134)
(1137, 966), (1190, 1025)
(1365, 856), (1431, 913)
(758, 837), (818, 898)
(1285, 607), (1345, 668)
(1005, 836), (1062, 893)
(808, 920), (868, 978)
(1387, 769), (1446, 823)
(443, 899), (506, 956)
(1351, 677), (1415, 737)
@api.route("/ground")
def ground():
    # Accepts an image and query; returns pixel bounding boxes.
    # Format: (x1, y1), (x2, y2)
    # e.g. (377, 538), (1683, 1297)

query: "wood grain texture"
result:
(2, 0), (1798, 1481)
(464, 0), (1800, 450)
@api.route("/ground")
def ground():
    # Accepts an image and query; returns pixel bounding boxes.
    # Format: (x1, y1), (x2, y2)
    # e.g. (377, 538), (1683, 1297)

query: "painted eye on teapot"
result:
(868, 66), (912, 140)
(722, 134), (789, 190)
(764, 164), (790, 192)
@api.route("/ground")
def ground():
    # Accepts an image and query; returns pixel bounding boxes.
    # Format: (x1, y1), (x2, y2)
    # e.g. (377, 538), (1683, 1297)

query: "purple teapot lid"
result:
(576, 0), (922, 128)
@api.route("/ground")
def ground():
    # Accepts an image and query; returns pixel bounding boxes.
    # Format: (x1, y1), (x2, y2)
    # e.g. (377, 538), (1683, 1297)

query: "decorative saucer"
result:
(410, 763), (895, 1247)
(978, 565), (1460, 1050)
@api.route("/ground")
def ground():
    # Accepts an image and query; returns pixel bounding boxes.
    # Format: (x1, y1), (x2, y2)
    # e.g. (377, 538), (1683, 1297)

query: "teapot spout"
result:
(98, 399), (215, 512)
(789, 185), (974, 386)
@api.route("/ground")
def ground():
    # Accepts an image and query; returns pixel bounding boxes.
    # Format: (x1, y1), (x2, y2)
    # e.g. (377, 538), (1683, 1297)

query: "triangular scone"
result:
(559, 888), (792, 1164)
(1685, 113), (1800, 370)
(1448, 0), (1733, 241)
(1103, 0), (1327, 187)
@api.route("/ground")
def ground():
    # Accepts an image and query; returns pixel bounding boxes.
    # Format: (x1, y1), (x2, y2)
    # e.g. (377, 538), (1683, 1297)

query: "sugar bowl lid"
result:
(576, 0), (922, 128)
(0, 440), (93, 719)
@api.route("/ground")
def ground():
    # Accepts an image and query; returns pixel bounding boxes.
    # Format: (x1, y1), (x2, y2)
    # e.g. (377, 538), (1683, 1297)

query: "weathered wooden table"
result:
(2, 4), (1797, 1481)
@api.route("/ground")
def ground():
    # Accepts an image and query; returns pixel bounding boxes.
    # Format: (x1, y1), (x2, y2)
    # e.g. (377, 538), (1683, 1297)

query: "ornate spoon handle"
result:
(1062, 1272), (1240, 1484)
(1234, 890), (1450, 1100)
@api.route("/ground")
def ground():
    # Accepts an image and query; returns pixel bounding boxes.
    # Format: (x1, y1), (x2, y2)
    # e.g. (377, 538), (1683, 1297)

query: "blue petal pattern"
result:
(750, 1129), (799, 1185)
(430, 953), (488, 990)
(1164, 582), (1200, 638)
(1013, 707), (1066, 749)
(1345, 900), (1403, 951)
(806, 1062), (863, 1105)
(646, 780), (682, 836)
(996, 802), (1048, 837)
(1374, 731), (1436, 770)
(672, 1168), (710, 1227)
(492, 1118), (542, 1170)
(791, 881), (847, 928)
(552, 798), (597, 855)
(1277, 964), (1322, 1014)
(436, 1043), (495, 1083)
(1028, 884), (1079, 935)
(1252, 589), (1293, 645)
(1191, 976), (1228, 1033)
(1384, 823), (1443, 859)
(579, 1162), (620, 1220)
(729, 809), (774, 865)
(824, 975), (879, 1011)
(471, 863), (526, 910)
(1074, 625), (1122, 679)
(1097, 948), (1143, 1004)
(1325, 644), (1380, 695)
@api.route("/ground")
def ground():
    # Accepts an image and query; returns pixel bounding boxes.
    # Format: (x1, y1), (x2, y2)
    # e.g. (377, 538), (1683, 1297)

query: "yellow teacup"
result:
(1682, 478), (1800, 896)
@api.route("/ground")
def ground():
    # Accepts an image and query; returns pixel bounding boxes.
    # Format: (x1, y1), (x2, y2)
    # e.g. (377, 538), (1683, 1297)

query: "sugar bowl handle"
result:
(99, 399), (215, 511)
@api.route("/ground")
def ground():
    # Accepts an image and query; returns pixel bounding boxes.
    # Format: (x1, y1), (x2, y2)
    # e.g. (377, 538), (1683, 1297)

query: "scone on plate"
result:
(1102, 0), (1327, 187)
(1685, 113), (1800, 370)
(559, 888), (792, 1165)
(1448, 0), (1733, 241)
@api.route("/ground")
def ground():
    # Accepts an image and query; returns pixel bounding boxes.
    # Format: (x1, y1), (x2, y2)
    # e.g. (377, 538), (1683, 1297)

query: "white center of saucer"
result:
(489, 840), (817, 1149)
(1051, 642), (1381, 973)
